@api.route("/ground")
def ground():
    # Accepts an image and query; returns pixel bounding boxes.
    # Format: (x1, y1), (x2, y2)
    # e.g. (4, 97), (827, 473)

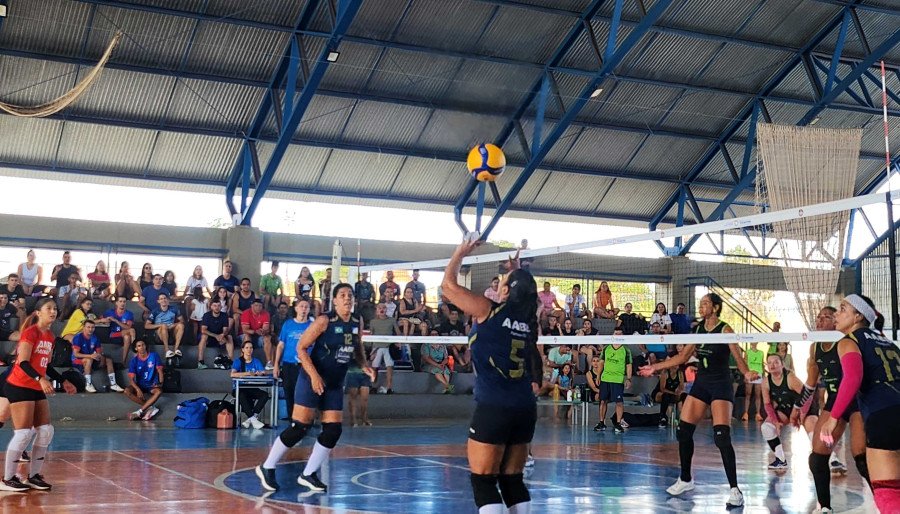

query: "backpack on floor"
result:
(621, 412), (662, 427)
(173, 397), (209, 429)
(162, 368), (181, 393)
(206, 394), (236, 429)
(50, 338), (73, 368)
(59, 368), (86, 393)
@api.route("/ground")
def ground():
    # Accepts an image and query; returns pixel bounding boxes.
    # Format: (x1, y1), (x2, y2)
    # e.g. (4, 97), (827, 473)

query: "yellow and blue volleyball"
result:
(466, 143), (506, 182)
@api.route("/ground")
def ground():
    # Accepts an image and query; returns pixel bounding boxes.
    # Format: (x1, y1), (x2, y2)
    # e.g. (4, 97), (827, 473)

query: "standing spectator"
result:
(742, 342), (765, 422)
(71, 320), (123, 393)
(58, 273), (88, 316)
(670, 303), (692, 334)
(346, 358), (373, 427)
(17, 249), (43, 296)
(398, 286), (427, 337)
(0, 274), (26, 325)
(61, 297), (95, 343)
(593, 282), (618, 320)
(230, 278), (257, 338)
(115, 261), (141, 300)
(405, 270), (427, 306)
(483, 277), (501, 303)
(275, 299), (314, 414)
(50, 251), (78, 297)
(538, 281), (564, 325)
(368, 303), (398, 394)
(617, 303), (646, 334)
(774, 342), (793, 372)
(231, 340), (271, 430)
(597, 342), (633, 433)
(241, 299), (273, 370)
(378, 270), (400, 302)
(183, 265), (212, 298)
(319, 268), (333, 314)
(767, 322), (782, 355)
(145, 295), (185, 359)
(421, 341), (453, 394)
(102, 296), (135, 364)
(650, 303), (672, 333)
(124, 340), (163, 420)
(354, 273), (376, 322)
(185, 286), (208, 338)
(565, 284), (586, 322)
(260, 261), (285, 313)
(0, 293), (21, 342)
(139, 275), (169, 319)
(197, 300), (234, 369)
(138, 263), (154, 291)
(162, 271), (178, 299)
(87, 261), (111, 300)
(439, 309), (470, 371)
(214, 261), (239, 294)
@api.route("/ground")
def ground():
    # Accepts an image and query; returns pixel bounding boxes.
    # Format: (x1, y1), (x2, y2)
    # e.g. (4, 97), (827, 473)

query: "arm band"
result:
(765, 402), (779, 421)
(45, 366), (65, 382)
(18, 361), (41, 381)
(794, 383), (815, 409)
(829, 352), (863, 420)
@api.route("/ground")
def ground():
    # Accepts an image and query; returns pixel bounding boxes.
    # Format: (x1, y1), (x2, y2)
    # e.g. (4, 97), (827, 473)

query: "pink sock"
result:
(872, 480), (900, 514)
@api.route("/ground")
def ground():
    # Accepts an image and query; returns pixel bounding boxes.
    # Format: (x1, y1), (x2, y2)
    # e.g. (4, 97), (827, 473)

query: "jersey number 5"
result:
(509, 339), (525, 378)
(874, 347), (900, 382)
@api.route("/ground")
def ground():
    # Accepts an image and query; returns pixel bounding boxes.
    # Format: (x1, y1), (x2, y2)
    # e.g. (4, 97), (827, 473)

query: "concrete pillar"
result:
(225, 226), (264, 289)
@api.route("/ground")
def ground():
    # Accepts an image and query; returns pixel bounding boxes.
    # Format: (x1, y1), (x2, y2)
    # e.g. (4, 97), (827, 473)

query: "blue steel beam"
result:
(478, 0), (674, 240)
(238, 0), (363, 225)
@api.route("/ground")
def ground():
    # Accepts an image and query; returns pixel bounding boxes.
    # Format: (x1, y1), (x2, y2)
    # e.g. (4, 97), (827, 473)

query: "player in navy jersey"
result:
(256, 284), (375, 493)
(820, 294), (900, 513)
(638, 293), (757, 508)
(442, 240), (542, 514)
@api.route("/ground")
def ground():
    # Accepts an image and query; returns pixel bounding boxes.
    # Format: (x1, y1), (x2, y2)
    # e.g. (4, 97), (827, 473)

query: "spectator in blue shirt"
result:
(145, 295), (184, 359)
(139, 274), (169, 319)
(102, 296), (136, 364)
(670, 303), (692, 334)
(231, 340), (271, 429)
(197, 300), (234, 369)
(124, 340), (163, 421)
(71, 320), (124, 393)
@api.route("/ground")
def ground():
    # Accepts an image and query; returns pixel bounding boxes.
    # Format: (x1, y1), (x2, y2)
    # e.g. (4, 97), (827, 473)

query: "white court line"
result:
(60, 457), (153, 502)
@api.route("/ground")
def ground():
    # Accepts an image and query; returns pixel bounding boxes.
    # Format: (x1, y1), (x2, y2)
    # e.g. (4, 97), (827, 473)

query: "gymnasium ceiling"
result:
(0, 0), (898, 228)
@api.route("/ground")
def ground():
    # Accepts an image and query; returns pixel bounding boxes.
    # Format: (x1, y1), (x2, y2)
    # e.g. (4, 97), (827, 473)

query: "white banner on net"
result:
(358, 190), (900, 273)
(363, 331), (846, 346)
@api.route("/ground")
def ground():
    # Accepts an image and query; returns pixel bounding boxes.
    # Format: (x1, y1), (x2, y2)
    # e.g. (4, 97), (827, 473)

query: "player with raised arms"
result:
(442, 239), (542, 514)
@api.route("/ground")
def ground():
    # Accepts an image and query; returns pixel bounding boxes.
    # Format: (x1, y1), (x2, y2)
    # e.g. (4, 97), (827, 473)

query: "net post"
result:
(887, 194), (898, 339)
(332, 239), (343, 283)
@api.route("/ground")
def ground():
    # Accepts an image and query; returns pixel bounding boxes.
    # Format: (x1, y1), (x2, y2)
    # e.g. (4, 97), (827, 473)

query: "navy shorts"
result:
(866, 404), (900, 450)
(469, 402), (536, 446)
(345, 372), (371, 389)
(824, 395), (859, 422)
(688, 375), (734, 404)
(599, 382), (624, 403)
(295, 370), (344, 412)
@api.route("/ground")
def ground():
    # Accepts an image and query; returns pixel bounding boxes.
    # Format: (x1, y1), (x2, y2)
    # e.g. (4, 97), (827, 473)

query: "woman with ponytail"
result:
(820, 294), (900, 514)
(0, 298), (76, 492)
(442, 240), (542, 514)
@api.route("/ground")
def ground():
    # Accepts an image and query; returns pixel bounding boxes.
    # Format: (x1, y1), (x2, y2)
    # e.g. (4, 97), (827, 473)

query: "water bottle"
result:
(574, 388), (581, 401)
(566, 389), (573, 402)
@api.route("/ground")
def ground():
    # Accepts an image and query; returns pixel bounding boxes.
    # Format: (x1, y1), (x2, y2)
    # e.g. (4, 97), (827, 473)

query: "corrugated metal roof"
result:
(69, 67), (174, 125)
(293, 95), (356, 141)
(740, 0), (837, 48)
(599, 180), (675, 219)
(392, 0), (495, 53)
(658, 0), (762, 32)
(360, 49), (461, 101)
(206, 0), (304, 27)
(89, 6), (194, 70)
(0, 117), (64, 166)
(474, 7), (574, 64)
(392, 156), (462, 199)
(0, 0), (90, 56)
(856, 9), (900, 62)
(320, 41), (383, 92)
(558, 127), (646, 169)
(316, 149), (405, 194)
(441, 59), (541, 112)
(166, 78), (263, 132)
(145, 132), (240, 182)
(347, 0), (411, 41)
(185, 22), (288, 81)
(621, 32), (722, 84)
(415, 111), (506, 153)
(657, 90), (746, 136)
(340, 101), (433, 147)
(700, 45), (793, 93)
(528, 172), (614, 213)
(582, 81), (682, 127)
(0, 57), (74, 105)
(56, 122), (155, 174)
(625, 136), (709, 178)
(264, 144), (331, 188)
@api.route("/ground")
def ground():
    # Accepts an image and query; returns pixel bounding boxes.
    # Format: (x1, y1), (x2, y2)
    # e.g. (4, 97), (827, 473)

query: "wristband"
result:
(794, 383), (815, 409)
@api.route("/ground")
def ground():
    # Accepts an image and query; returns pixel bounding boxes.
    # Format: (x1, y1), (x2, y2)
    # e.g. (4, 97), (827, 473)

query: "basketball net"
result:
(755, 123), (863, 329)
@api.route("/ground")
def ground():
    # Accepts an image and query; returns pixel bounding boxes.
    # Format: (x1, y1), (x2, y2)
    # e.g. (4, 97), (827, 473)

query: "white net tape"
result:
(364, 331), (846, 346)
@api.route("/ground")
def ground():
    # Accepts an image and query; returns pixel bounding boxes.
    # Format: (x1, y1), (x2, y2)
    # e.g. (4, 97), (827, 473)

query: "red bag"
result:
(217, 409), (234, 429)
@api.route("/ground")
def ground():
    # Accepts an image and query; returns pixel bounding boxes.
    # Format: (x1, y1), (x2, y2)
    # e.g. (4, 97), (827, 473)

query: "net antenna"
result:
(755, 123), (863, 329)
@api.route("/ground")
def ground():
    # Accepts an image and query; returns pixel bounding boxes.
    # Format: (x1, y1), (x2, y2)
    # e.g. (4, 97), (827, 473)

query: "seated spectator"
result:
(547, 344), (573, 378)
(294, 266), (316, 305)
(483, 276), (501, 302)
(59, 273), (88, 317)
(145, 295), (184, 359)
(184, 265), (212, 298)
(355, 272), (376, 322)
(576, 317), (600, 364)
(0, 292), (21, 342)
(50, 250), (78, 297)
(71, 319), (123, 393)
(379, 285), (399, 319)
(438, 308), (470, 371)
(185, 286), (208, 338)
(274, 299), (314, 412)
(560, 318), (578, 336)
(670, 303), (692, 334)
(102, 296), (136, 364)
(259, 261), (285, 313)
(538, 281), (564, 325)
(138, 263), (154, 292)
(650, 302), (672, 334)
(639, 322), (668, 365)
(0, 274), (26, 325)
(124, 339), (163, 420)
(368, 303), (398, 394)
(542, 315), (563, 337)
(87, 261), (111, 300)
(585, 356), (601, 403)
(230, 277), (257, 337)
(197, 300), (234, 369)
(230, 340), (271, 429)
(62, 297), (95, 343)
(378, 270), (400, 302)
(398, 286), (427, 337)
(346, 358), (373, 427)
(162, 270), (178, 299)
(564, 284), (586, 321)
(775, 342), (794, 372)
(241, 298), (273, 370)
(115, 261), (141, 300)
(549, 363), (576, 420)
(269, 301), (290, 342)
(319, 267), (334, 314)
(421, 341), (453, 394)
(592, 281), (619, 319)
(214, 260), (239, 294)
(617, 302), (646, 334)
(139, 274), (169, 319)
(211, 286), (229, 312)
(652, 356), (684, 427)
(17, 249), (43, 297)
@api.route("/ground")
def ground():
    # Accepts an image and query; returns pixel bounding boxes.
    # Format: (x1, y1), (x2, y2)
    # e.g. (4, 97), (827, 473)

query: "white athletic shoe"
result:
(165, 350), (175, 358)
(110, 384), (125, 392)
(666, 479), (695, 496)
(249, 416), (265, 430)
(85, 383), (96, 393)
(525, 454), (535, 467)
(813, 508), (834, 514)
(726, 487), (744, 508)
(377, 386), (388, 394)
(241, 418), (252, 429)
(142, 406), (160, 420)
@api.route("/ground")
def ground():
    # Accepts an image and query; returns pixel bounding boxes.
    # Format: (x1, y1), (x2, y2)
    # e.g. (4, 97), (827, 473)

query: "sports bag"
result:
(173, 397), (209, 429)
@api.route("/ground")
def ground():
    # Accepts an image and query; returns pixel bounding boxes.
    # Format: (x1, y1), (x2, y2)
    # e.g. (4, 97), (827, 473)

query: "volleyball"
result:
(466, 143), (506, 182)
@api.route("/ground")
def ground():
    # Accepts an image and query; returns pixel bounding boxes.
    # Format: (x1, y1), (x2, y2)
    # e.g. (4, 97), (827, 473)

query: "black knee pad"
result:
(317, 422), (343, 449)
(497, 473), (530, 508)
(279, 420), (311, 447)
(809, 452), (830, 474)
(713, 425), (732, 449)
(470, 473), (501, 508)
(854, 453), (870, 482)
(676, 421), (696, 443)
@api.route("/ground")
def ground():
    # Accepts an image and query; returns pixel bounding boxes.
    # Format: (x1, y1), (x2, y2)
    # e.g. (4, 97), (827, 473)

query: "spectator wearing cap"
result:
(241, 298), (273, 370)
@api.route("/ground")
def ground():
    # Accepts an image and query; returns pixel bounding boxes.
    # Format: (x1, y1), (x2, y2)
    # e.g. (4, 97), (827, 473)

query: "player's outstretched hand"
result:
(63, 380), (77, 395)
(363, 366), (377, 383)
(637, 365), (656, 377)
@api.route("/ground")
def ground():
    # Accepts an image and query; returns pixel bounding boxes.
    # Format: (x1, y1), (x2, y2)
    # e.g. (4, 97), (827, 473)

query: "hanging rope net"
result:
(755, 122), (863, 329)
(0, 31), (122, 118)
